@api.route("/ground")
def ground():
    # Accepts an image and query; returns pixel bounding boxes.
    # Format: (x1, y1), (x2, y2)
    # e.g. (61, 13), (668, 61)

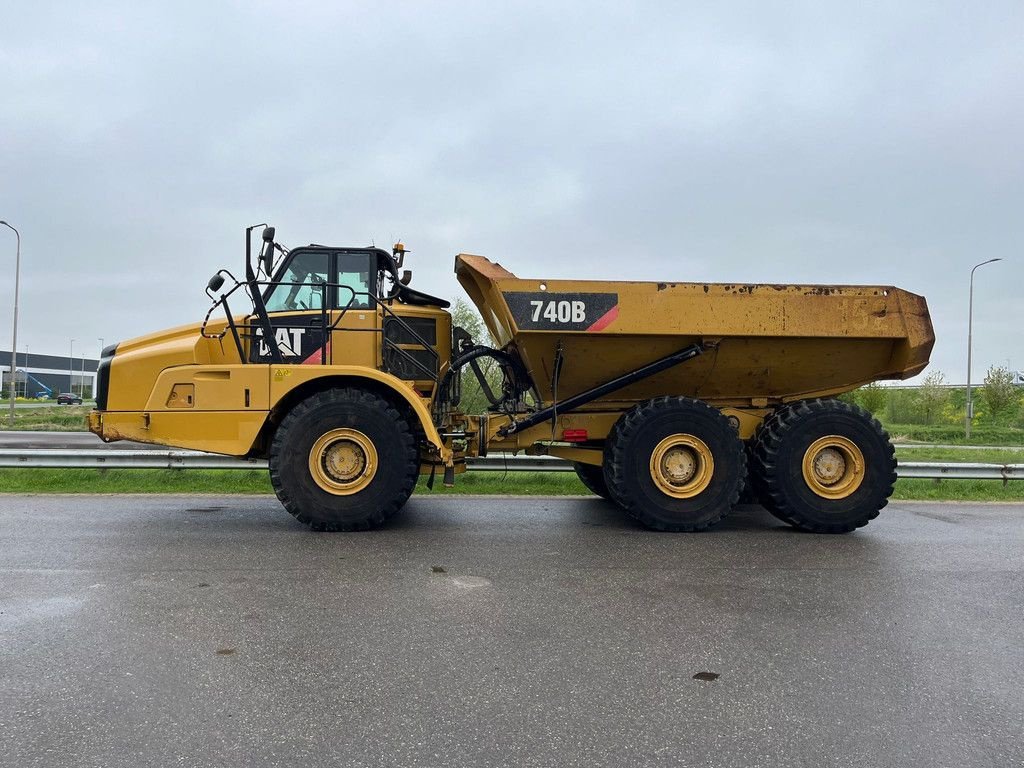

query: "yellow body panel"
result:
(145, 365), (270, 412)
(91, 410), (269, 456)
(92, 307), (451, 462)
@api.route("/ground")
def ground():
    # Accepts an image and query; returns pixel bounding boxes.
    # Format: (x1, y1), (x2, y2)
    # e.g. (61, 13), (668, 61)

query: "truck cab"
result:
(90, 229), (454, 470)
(250, 244), (451, 399)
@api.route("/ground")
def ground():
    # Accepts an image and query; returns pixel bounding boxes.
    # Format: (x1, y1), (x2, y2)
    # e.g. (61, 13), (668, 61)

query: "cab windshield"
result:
(263, 250), (376, 311)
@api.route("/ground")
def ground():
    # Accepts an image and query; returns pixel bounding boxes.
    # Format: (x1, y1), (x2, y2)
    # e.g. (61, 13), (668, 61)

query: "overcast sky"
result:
(1, 1), (1021, 381)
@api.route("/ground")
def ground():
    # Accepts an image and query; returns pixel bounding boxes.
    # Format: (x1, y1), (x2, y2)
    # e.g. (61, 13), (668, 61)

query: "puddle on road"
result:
(450, 576), (492, 589)
(0, 596), (86, 630)
(692, 672), (720, 682)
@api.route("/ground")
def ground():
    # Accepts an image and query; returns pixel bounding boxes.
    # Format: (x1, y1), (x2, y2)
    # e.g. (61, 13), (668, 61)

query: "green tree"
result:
(919, 370), (948, 425)
(855, 382), (887, 416)
(450, 299), (503, 414)
(452, 299), (488, 346)
(981, 365), (1017, 423)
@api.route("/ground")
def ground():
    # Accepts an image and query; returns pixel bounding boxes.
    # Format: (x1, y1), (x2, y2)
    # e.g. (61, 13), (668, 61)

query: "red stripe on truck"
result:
(586, 305), (619, 332)
(301, 342), (330, 364)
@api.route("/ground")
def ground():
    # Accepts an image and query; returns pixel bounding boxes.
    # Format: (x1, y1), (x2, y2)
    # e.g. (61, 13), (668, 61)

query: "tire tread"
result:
(750, 398), (896, 533)
(268, 388), (418, 531)
(603, 396), (745, 532)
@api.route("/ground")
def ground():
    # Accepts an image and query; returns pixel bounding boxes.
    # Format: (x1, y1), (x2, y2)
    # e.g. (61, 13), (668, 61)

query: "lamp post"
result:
(80, 354), (85, 400)
(69, 338), (75, 395)
(97, 338), (104, 400)
(1, 220), (20, 425)
(965, 258), (1002, 440)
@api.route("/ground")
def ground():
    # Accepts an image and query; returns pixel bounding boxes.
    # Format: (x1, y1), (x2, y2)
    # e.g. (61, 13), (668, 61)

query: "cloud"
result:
(1, 0), (1021, 381)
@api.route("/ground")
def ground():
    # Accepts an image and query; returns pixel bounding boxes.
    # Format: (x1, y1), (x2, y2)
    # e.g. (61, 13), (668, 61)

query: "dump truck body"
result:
(455, 254), (933, 407)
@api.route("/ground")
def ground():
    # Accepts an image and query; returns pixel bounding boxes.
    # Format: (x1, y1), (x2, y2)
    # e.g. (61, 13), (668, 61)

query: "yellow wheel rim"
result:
(801, 435), (865, 499)
(649, 434), (715, 498)
(308, 428), (378, 495)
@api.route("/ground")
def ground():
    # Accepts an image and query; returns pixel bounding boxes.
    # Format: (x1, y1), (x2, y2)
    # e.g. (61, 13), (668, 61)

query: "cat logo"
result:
(258, 327), (306, 358)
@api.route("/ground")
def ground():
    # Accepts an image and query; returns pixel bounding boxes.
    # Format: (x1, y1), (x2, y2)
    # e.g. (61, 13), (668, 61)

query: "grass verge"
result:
(894, 447), (1024, 464)
(0, 406), (92, 431)
(890, 479), (1024, 502)
(886, 423), (1024, 446)
(1, 468), (1021, 502)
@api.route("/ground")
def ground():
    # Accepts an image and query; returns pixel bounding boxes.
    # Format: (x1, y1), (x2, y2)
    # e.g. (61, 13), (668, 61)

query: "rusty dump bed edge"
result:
(455, 254), (934, 406)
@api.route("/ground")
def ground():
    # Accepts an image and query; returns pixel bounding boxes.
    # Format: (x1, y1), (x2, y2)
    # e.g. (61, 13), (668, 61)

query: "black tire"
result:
(603, 397), (745, 532)
(573, 462), (612, 500)
(737, 442), (758, 504)
(268, 388), (418, 531)
(750, 398), (896, 533)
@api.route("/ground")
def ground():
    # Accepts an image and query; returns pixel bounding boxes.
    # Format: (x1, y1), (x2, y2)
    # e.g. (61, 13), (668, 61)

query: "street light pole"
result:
(69, 338), (75, 395)
(1, 221), (20, 425)
(97, 338), (104, 400)
(966, 258), (1002, 440)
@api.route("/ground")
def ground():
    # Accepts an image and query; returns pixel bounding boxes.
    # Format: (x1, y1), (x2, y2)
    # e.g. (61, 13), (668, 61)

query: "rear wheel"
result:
(750, 398), (896, 533)
(603, 397), (745, 531)
(269, 388), (418, 531)
(573, 462), (612, 500)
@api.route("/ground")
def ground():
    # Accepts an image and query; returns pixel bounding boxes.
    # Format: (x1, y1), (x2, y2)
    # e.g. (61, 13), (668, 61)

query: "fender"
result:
(91, 363), (452, 465)
(269, 365), (451, 464)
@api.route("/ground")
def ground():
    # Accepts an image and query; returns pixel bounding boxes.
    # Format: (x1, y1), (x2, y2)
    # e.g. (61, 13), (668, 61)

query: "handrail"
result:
(199, 276), (440, 382)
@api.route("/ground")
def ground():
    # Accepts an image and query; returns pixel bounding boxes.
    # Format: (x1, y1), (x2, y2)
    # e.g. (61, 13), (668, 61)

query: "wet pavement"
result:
(1, 495), (1021, 767)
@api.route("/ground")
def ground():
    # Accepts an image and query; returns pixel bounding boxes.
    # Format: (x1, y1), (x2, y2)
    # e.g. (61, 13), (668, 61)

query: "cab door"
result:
(328, 251), (379, 369)
(248, 248), (379, 368)
(250, 249), (332, 364)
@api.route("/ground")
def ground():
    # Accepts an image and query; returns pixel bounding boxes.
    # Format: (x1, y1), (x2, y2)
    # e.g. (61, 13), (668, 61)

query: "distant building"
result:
(0, 350), (98, 398)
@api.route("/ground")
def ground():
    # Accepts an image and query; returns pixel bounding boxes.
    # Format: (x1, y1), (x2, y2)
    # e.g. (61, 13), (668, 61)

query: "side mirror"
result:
(207, 273), (225, 292)
(261, 227), (276, 276)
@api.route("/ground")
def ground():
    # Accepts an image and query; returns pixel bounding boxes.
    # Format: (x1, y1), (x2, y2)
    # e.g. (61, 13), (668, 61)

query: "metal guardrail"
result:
(895, 462), (1022, 481)
(0, 449), (1021, 481)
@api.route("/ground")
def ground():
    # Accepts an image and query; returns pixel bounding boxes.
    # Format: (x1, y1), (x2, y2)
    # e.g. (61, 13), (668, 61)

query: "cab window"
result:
(264, 251), (329, 313)
(336, 252), (374, 309)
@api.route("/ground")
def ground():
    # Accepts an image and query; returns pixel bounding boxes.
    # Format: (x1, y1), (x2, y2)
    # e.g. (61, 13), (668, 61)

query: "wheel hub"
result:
(649, 434), (715, 498)
(812, 447), (846, 485)
(662, 447), (698, 484)
(308, 428), (378, 495)
(801, 435), (864, 499)
(323, 440), (367, 482)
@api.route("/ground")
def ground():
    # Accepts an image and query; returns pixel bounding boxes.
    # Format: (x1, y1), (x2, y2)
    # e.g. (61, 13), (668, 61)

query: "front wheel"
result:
(268, 388), (419, 531)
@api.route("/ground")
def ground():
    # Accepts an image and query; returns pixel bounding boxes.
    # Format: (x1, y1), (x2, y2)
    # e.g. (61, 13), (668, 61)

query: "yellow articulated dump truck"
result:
(90, 225), (934, 533)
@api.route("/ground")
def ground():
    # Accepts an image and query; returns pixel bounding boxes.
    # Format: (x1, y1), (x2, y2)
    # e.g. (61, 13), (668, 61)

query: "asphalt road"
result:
(1, 496), (1021, 768)
(2, 401), (95, 410)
